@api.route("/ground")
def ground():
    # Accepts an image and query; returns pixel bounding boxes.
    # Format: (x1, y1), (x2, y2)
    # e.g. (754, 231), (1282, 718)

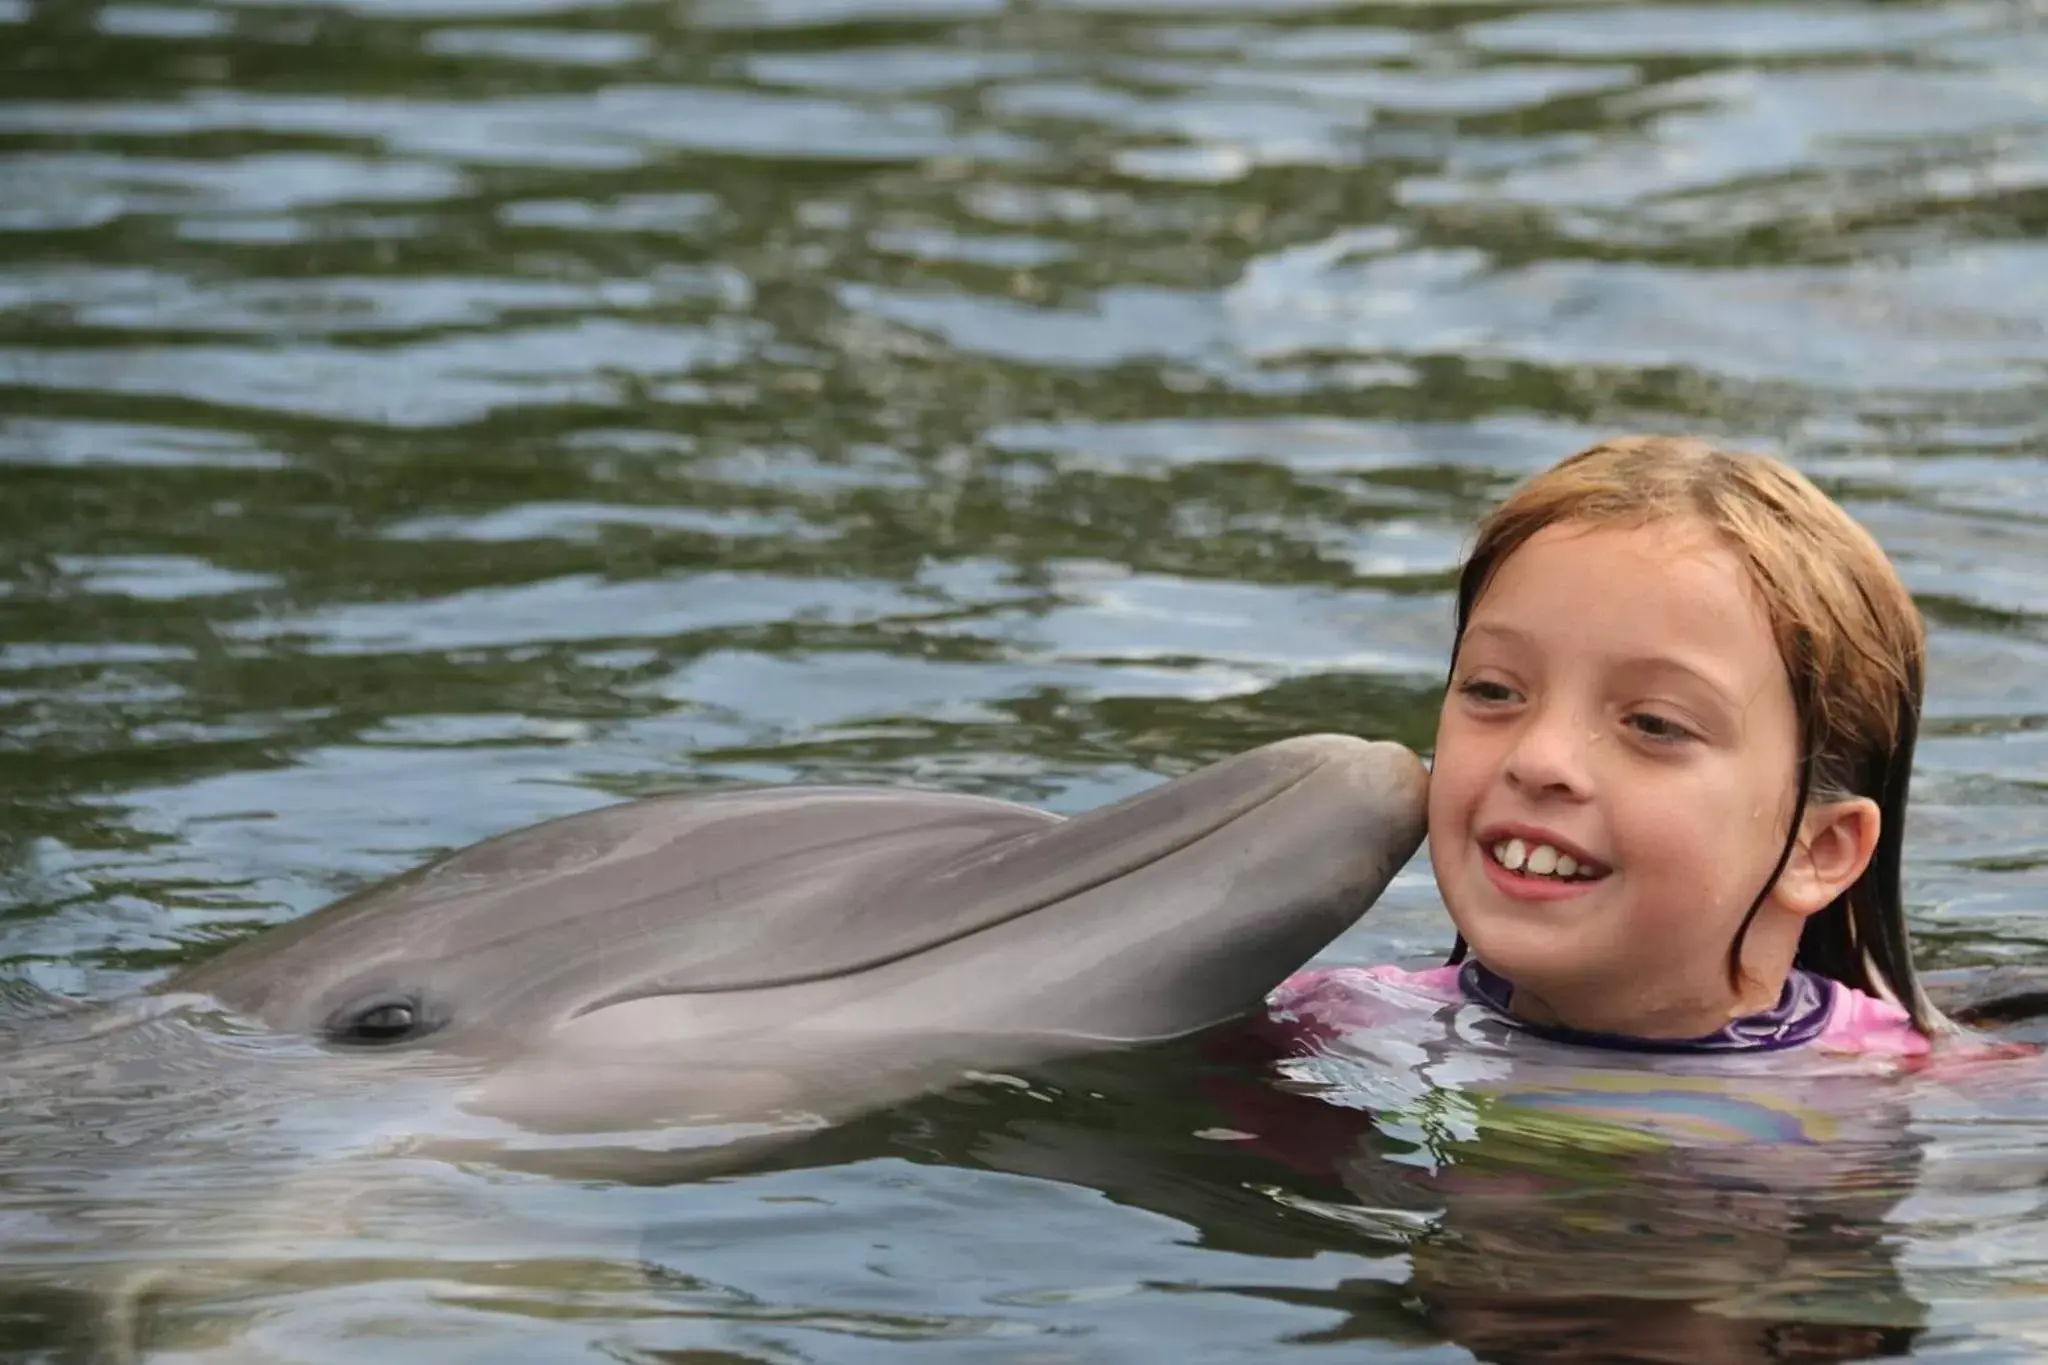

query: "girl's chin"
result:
(1449, 923), (1598, 991)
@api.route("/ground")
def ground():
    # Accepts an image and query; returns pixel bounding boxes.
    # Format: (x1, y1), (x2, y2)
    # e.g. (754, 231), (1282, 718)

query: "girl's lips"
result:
(1477, 840), (1607, 904)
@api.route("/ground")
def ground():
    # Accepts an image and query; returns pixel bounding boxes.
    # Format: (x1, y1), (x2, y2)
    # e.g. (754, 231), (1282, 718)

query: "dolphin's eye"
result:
(352, 1003), (416, 1037)
(324, 993), (438, 1046)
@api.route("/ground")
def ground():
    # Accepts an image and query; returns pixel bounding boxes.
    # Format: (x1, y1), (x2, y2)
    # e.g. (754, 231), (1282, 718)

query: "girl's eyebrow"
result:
(1461, 622), (1746, 714)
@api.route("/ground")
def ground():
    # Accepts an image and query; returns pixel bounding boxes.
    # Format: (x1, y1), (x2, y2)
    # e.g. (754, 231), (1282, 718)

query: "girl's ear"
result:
(1776, 797), (1881, 917)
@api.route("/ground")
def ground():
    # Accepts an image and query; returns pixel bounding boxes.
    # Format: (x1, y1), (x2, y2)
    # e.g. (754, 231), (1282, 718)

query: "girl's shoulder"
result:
(1820, 982), (2043, 1064)
(1814, 980), (1930, 1057)
(1266, 963), (1462, 1030)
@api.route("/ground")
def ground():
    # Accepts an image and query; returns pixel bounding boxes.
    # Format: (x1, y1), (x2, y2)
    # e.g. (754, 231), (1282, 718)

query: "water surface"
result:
(6, 0), (2048, 1359)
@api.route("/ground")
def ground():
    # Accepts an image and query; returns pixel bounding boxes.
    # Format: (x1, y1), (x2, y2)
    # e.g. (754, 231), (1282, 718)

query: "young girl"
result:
(1275, 434), (1945, 1059)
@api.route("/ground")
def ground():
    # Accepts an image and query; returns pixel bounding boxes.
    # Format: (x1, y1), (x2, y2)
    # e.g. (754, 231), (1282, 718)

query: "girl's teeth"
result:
(1489, 839), (1589, 880)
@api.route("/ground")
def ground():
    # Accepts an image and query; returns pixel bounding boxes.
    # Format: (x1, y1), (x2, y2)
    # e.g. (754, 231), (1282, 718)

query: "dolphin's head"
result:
(168, 735), (1428, 1131)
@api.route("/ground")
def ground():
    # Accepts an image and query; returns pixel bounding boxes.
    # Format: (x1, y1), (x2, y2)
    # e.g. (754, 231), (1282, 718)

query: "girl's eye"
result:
(1627, 711), (1698, 744)
(1456, 678), (1520, 705)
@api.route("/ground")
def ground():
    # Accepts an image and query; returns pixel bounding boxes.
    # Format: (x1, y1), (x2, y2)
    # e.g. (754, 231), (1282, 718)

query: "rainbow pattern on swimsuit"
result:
(1481, 1072), (1838, 1148)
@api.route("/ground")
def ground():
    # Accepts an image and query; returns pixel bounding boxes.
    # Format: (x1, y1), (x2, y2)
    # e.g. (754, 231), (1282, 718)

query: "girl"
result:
(1275, 434), (1945, 1058)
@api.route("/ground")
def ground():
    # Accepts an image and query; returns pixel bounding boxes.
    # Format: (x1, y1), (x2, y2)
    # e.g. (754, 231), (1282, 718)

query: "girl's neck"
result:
(1458, 960), (1835, 1054)
(1501, 971), (1789, 1041)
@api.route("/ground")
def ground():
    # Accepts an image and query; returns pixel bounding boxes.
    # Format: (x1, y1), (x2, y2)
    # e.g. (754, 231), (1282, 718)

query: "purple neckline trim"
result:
(1457, 961), (1836, 1054)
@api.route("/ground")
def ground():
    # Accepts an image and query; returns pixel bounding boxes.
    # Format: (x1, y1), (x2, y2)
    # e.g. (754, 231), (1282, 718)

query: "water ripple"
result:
(8, 0), (2048, 1359)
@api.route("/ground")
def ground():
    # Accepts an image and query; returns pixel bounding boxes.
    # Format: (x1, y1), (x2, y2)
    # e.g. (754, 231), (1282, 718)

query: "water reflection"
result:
(1203, 1052), (1929, 1363)
(8, 0), (2048, 1356)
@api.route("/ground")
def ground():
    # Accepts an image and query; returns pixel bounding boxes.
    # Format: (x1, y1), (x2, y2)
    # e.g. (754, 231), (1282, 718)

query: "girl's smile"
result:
(1477, 821), (1609, 904)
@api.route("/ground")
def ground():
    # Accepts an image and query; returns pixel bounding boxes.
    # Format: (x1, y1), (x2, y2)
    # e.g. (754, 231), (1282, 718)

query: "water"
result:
(5, 0), (2048, 1357)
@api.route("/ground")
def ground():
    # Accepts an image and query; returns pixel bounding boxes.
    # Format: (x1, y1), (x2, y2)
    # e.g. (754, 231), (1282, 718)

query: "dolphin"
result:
(162, 733), (1430, 1136)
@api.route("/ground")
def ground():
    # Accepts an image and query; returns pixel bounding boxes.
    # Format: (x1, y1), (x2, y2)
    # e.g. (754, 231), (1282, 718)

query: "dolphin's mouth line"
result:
(567, 754), (1332, 1018)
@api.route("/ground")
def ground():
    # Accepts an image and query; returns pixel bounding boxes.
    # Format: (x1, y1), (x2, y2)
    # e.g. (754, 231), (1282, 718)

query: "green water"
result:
(6, 0), (2048, 1359)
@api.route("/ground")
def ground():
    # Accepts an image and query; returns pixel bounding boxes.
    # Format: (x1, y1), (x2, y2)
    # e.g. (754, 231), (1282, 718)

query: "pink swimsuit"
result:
(1271, 962), (1932, 1057)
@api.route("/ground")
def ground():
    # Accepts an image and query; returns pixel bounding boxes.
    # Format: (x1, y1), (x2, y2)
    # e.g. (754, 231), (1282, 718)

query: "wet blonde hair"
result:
(1442, 435), (1941, 1034)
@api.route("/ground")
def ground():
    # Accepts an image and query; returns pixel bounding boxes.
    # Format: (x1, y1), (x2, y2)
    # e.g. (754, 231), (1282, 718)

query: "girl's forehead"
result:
(1468, 521), (1786, 679)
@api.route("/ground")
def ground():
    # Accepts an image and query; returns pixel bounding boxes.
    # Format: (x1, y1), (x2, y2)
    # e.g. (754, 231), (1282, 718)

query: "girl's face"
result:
(1427, 518), (1822, 1037)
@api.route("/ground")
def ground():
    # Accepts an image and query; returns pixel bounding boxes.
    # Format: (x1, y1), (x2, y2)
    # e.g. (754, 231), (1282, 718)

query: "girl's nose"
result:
(1503, 704), (1595, 799)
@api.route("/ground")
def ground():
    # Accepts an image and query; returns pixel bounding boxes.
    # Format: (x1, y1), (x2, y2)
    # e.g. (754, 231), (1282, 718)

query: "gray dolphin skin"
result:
(165, 733), (1428, 1134)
